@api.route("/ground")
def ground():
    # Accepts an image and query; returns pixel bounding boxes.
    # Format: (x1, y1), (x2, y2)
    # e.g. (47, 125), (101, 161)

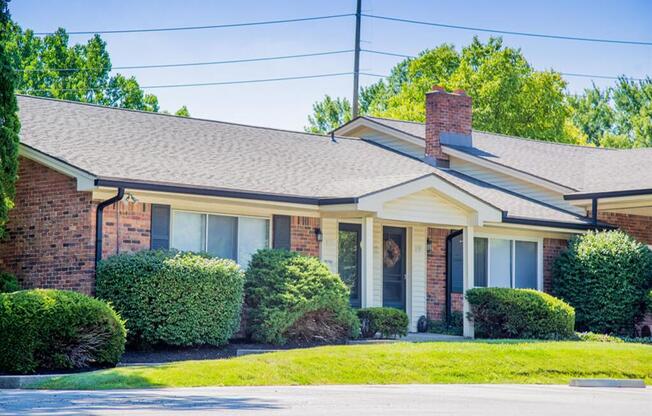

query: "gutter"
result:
(501, 214), (614, 231)
(564, 188), (652, 201)
(96, 188), (124, 266)
(94, 178), (357, 206)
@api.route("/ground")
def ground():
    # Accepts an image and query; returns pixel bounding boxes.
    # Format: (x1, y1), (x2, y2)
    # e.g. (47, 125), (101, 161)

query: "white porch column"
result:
(462, 225), (475, 338)
(361, 216), (374, 307)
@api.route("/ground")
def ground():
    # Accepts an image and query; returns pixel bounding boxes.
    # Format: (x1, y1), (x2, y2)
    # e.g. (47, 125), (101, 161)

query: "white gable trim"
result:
(356, 174), (503, 226)
(20, 144), (97, 191)
(335, 118), (426, 148)
(444, 146), (575, 194)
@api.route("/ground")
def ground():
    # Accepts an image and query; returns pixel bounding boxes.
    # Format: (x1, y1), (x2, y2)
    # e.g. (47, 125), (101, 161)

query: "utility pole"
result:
(352, 0), (362, 118)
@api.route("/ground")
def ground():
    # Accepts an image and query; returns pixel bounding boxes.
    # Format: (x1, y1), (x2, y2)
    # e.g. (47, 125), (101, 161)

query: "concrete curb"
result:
(0, 374), (57, 389)
(570, 379), (646, 388)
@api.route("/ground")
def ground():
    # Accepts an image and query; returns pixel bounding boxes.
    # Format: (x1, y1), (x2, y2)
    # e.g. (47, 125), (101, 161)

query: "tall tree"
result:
(6, 23), (189, 113)
(306, 37), (580, 144)
(0, 0), (20, 237)
(569, 77), (652, 148)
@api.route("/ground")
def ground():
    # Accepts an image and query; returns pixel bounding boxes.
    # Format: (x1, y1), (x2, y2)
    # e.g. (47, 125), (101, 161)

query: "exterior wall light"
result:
(314, 227), (323, 242)
(426, 237), (433, 254)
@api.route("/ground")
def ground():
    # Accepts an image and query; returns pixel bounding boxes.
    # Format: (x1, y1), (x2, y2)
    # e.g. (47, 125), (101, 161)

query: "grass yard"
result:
(36, 341), (652, 390)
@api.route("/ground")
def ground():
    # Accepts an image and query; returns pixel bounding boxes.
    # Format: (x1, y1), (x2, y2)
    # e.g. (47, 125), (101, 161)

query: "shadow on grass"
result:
(1, 382), (282, 415)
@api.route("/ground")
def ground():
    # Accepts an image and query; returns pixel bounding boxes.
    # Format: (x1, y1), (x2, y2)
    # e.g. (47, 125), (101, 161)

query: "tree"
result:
(569, 77), (652, 148)
(0, 0), (20, 237)
(306, 37), (579, 144)
(174, 105), (190, 117)
(6, 22), (186, 113)
(305, 95), (351, 133)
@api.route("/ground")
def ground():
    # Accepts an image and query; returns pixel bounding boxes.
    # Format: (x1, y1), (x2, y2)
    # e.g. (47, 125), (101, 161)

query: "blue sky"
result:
(11, 0), (652, 130)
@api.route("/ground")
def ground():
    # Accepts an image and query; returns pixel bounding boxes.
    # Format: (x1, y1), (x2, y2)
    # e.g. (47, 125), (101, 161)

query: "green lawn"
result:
(36, 341), (652, 390)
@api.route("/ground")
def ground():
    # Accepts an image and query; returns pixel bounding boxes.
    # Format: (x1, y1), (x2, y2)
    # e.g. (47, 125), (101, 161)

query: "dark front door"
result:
(383, 226), (406, 310)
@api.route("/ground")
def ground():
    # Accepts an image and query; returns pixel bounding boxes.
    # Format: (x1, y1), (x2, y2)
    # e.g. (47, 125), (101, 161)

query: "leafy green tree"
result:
(0, 0), (20, 237)
(174, 105), (190, 117)
(307, 37), (578, 144)
(7, 23), (187, 113)
(569, 77), (652, 148)
(305, 95), (351, 133)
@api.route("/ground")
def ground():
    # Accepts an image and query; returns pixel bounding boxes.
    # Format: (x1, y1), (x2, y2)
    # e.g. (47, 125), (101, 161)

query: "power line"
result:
(33, 13), (355, 35)
(16, 50), (355, 72)
(16, 72), (362, 93)
(363, 14), (652, 46)
(362, 49), (648, 82)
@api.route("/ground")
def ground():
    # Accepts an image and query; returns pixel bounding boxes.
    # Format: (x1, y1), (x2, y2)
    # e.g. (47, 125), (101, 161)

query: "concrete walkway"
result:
(1, 384), (650, 415)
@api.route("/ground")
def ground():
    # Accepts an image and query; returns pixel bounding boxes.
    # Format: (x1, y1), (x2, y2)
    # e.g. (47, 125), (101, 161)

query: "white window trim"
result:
(474, 232), (543, 291)
(170, 209), (272, 263)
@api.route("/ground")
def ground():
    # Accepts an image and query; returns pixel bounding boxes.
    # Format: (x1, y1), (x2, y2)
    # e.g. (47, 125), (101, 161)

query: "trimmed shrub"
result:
(357, 307), (409, 338)
(0, 289), (126, 374)
(96, 250), (245, 347)
(466, 287), (575, 339)
(575, 332), (624, 343)
(0, 271), (19, 293)
(427, 311), (464, 336)
(553, 230), (652, 335)
(245, 249), (360, 345)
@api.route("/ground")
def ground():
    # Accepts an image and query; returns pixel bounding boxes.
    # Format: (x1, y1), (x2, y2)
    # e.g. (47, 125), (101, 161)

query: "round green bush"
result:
(0, 271), (19, 293)
(357, 307), (409, 338)
(245, 249), (360, 345)
(96, 250), (245, 347)
(553, 230), (652, 335)
(0, 289), (126, 374)
(466, 287), (575, 339)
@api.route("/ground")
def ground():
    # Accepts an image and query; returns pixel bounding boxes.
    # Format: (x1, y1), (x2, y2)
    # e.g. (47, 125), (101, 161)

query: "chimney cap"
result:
(453, 89), (467, 96)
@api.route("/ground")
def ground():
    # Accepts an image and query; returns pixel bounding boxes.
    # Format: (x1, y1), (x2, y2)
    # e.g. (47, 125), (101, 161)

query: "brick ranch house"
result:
(3, 88), (652, 337)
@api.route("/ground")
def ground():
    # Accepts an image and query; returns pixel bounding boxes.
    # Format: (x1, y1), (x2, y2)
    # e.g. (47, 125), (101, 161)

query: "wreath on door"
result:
(383, 239), (401, 268)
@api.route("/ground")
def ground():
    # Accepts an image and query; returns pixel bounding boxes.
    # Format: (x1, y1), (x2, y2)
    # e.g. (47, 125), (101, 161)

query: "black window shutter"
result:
(272, 215), (291, 250)
(151, 204), (171, 250)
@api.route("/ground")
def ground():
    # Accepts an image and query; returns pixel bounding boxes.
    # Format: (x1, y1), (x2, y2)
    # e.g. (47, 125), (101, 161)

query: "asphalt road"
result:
(1, 384), (650, 415)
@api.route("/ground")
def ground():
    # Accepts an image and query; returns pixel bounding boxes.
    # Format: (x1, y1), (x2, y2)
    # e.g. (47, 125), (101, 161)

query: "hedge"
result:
(357, 307), (409, 338)
(245, 249), (360, 345)
(553, 230), (652, 335)
(466, 287), (575, 339)
(0, 289), (126, 374)
(0, 271), (19, 293)
(96, 250), (245, 347)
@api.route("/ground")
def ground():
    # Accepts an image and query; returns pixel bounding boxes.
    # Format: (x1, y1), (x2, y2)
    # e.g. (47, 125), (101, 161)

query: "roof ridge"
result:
(364, 115), (425, 125)
(17, 94), (359, 142)
(360, 114), (648, 152)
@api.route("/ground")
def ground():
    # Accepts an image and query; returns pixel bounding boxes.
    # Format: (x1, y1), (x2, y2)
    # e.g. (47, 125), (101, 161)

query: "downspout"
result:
(95, 188), (124, 266)
(591, 197), (599, 227)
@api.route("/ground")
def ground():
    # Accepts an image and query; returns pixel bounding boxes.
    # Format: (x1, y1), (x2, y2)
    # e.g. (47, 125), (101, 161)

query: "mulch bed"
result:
(120, 338), (346, 364)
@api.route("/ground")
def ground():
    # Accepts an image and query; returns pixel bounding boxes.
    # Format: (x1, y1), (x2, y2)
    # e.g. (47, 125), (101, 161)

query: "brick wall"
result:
(597, 211), (652, 245)
(543, 238), (568, 293)
(290, 216), (320, 256)
(426, 228), (463, 320)
(425, 87), (472, 162)
(0, 157), (96, 294)
(101, 201), (151, 258)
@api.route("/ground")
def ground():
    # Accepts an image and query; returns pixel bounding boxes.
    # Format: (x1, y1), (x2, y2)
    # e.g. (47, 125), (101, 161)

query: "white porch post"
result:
(361, 216), (374, 307)
(462, 226), (475, 338)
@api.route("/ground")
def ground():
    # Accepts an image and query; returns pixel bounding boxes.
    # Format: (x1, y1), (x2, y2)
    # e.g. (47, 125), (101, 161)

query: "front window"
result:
(474, 237), (539, 289)
(171, 211), (269, 267)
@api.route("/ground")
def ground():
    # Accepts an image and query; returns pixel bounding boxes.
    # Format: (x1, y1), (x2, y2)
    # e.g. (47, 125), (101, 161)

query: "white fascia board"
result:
(19, 144), (96, 191)
(356, 174), (503, 225)
(335, 118), (426, 148)
(443, 146), (575, 195)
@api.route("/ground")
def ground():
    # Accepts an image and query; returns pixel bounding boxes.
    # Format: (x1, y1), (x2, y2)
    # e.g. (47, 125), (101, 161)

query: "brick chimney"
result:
(425, 86), (472, 166)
